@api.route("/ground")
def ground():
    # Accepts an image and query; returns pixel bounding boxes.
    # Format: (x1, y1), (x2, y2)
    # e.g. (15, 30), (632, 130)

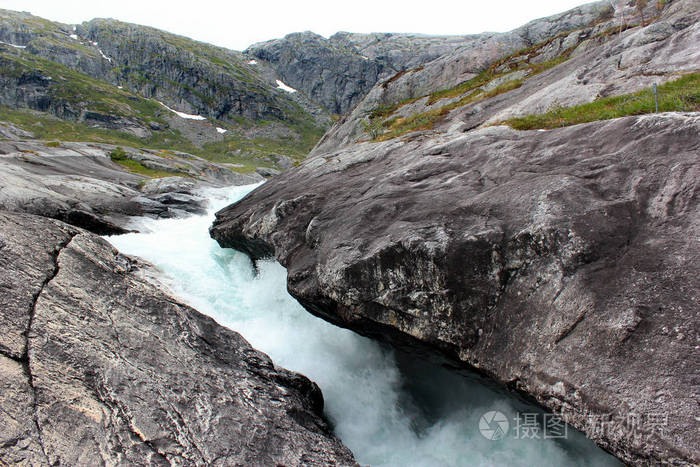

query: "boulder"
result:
(139, 176), (198, 195)
(256, 167), (281, 178)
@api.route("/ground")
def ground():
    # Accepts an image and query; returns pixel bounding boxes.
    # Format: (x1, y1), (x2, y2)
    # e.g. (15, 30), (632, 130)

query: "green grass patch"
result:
(426, 48), (573, 106)
(44, 141), (61, 147)
(368, 11), (629, 125)
(108, 146), (184, 177)
(373, 80), (523, 141)
(503, 73), (700, 130)
(111, 158), (178, 178)
(427, 71), (496, 105)
(109, 147), (128, 161)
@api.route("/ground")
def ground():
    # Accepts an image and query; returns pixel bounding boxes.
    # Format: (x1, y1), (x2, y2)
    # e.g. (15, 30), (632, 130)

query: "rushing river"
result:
(108, 185), (619, 467)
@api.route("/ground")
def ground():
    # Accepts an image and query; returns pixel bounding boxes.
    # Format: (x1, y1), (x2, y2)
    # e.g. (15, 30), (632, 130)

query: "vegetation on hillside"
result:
(0, 47), (325, 172)
(372, 80), (523, 141)
(363, 16), (649, 142)
(0, 10), (330, 172)
(109, 148), (184, 178)
(0, 104), (322, 173)
(503, 73), (700, 130)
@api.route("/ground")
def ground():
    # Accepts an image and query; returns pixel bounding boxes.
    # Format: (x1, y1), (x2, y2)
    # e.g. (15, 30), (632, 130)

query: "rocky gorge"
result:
(1, 0), (699, 465)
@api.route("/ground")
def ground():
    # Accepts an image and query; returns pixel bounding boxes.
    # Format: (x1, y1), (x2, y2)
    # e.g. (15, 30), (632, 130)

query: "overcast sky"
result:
(0, 0), (593, 51)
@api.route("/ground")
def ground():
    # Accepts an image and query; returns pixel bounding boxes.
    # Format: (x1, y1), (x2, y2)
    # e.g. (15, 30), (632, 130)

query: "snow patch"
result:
(361, 55), (369, 60)
(275, 80), (297, 93)
(72, 26), (76, 31)
(118, 86), (123, 89)
(0, 40), (26, 49)
(248, 59), (258, 65)
(216, 127), (228, 134)
(157, 101), (207, 120)
(69, 34), (78, 40)
(92, 41), (98, 46)
(98, 49), (113, 62)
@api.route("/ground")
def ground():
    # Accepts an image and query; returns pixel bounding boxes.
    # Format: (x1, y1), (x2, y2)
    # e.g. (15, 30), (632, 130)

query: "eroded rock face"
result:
(0, 211), (356, 466)
(246, 2), (612, 118)
(211, 114), (700, 465)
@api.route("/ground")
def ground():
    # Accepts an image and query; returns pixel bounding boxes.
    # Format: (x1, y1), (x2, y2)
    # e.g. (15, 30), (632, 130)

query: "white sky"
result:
(0, 0), (594, 51)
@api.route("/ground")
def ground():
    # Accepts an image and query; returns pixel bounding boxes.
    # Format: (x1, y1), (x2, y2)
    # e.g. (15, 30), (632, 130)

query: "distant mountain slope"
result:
(245, 1), (610, 116)
(0, 9), (330, 169)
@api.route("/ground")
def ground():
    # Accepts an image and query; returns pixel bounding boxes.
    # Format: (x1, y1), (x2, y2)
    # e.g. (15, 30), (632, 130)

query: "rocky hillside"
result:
(245, 1), (611, 116)
(0, 1), (642, 169)
(246, 31), (385, 116)
(0, 9), (329, 170)
(312, 0), (699, 155)
(211, 0), (700, 464)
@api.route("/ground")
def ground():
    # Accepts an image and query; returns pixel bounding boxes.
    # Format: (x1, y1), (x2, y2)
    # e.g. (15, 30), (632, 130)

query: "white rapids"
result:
(108, 185), (620, 467)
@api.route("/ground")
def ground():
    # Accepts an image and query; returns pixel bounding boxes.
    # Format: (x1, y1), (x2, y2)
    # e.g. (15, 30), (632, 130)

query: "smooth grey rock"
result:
(0, 210), (357, 466)
(0, 141), (259, 233)
(140, 176), (198, 195)
(211, 114), (700, 465)
(255, 167), (281, 178)
(273, 154), (294, 170)
(0, 121), (34, 140)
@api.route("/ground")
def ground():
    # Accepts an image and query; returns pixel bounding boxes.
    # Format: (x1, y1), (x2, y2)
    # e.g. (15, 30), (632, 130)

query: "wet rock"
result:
(152, 192), (207, 214)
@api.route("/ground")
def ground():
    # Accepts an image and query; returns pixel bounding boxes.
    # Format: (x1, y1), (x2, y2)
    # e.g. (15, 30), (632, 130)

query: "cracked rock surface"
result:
(0, 211), (356, 466)
(211, 114), (700, 465)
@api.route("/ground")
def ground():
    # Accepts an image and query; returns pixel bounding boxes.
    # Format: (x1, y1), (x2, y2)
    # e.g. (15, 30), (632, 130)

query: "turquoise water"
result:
(108, 185), (619, 467)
